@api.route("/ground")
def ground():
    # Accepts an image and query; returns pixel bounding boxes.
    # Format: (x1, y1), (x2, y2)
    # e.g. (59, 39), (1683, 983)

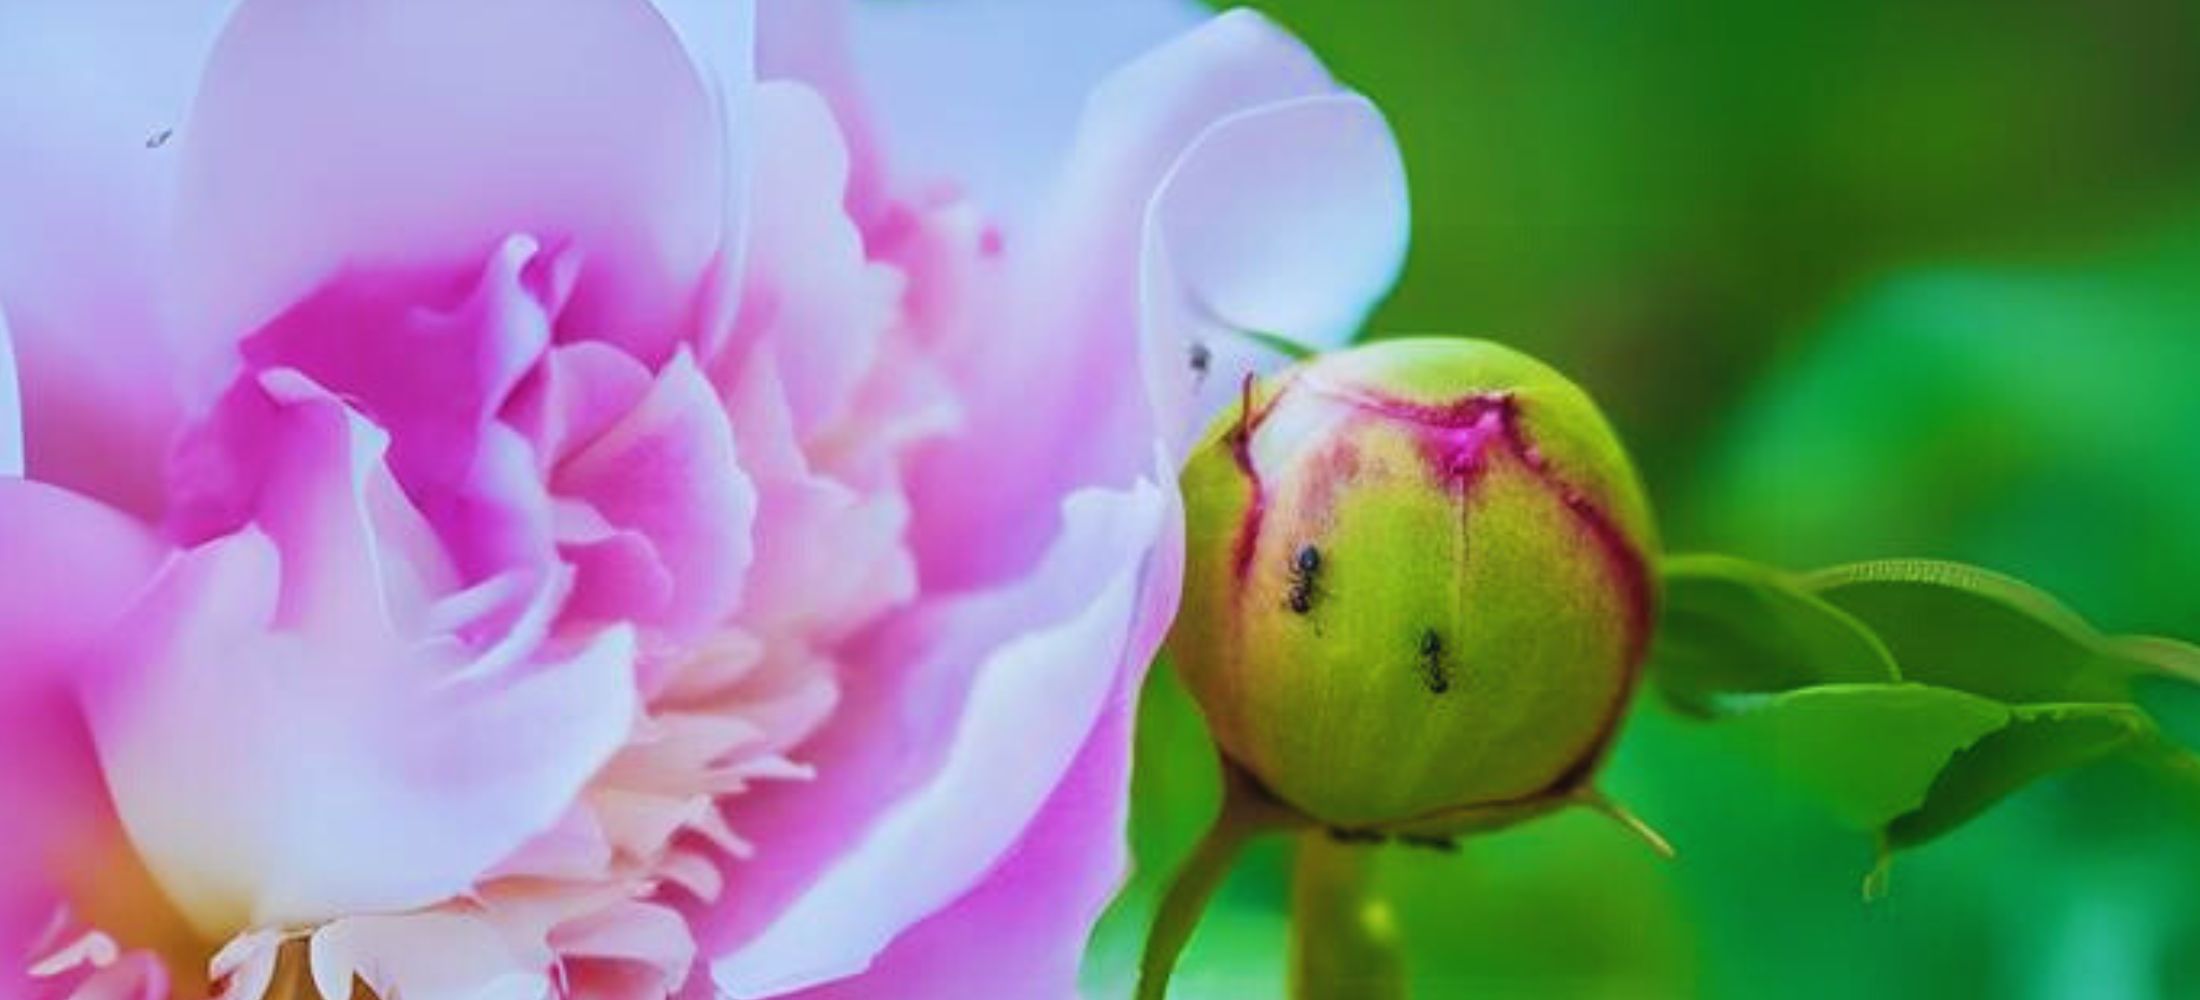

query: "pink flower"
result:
(0, 1), (1405, 997)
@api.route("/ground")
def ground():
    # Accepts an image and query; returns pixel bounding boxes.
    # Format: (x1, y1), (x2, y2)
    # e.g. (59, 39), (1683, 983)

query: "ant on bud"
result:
(1418, 628), (1450, 694)
(1286, 544), (1323, 615)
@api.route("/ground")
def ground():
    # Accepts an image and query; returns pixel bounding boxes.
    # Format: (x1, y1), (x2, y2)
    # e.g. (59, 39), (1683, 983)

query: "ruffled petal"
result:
(708, 478), (1170, 996)
(171, 0), (727, 354)
(82, 386), (638, 936)
(721, 353), (913, 638)
(205, 237), (565, 589)
(715, 81), (903, 439)
(553, 351), (756, 637)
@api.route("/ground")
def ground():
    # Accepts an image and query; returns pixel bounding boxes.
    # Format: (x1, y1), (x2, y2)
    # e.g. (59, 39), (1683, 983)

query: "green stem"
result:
(1289, 834), (1407, 1000)
(1137, 764), (1305, 1000)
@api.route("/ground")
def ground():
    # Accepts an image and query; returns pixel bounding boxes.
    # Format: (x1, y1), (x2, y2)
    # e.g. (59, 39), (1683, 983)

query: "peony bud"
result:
(1170, 337), (1659, 837)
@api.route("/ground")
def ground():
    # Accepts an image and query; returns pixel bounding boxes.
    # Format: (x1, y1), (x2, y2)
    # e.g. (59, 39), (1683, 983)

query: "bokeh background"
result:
(1085, 1), (2200, 996)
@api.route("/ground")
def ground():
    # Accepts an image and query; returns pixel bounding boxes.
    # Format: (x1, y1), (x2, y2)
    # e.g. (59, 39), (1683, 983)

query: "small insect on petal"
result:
(1188, 341), (1213, 378)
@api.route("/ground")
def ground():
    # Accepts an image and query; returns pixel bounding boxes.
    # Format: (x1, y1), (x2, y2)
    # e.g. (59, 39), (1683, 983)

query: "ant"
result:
(1187, 340), (1212, 379)
(1286, 544), (1323, 615)
(1418, 628), (1451, 694)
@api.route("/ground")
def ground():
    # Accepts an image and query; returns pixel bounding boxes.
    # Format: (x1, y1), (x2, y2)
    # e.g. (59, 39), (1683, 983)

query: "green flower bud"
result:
(1170, 337), (1659, 836)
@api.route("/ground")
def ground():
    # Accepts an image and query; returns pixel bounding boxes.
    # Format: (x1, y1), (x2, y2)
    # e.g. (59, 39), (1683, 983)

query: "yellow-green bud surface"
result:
(1171, 338), (1659, 832)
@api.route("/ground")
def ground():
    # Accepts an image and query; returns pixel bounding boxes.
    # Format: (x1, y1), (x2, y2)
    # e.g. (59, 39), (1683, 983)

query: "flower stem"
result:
(1289, 833), (1407, 1000)
(1136, 763), (1303, 1000)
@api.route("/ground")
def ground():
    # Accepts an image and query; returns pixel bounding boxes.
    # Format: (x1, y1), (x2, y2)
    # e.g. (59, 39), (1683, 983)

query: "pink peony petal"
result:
(755, 1), (882, 225)
(0, 480), (167, 690)
(168, 371), (459, 634)
(83, 387), (639, 935)
(236, 236), (554, 519)
(645, 0), (757, 362)
(717, 81), (903, 440)
(553, 350), (757, 637)
(790, 695), (1138, 999)
(172, 0), (727, 355)
(722, 353), (914, 638)
(552, 900), (698, 998)
(0, 304), (21, 477)
(511, 342), (658, 475)
(221, 237), (573, 587)
(0, 480), (168, 993)
(708, 479), (1170, 996)
(0, 0), (237, 515)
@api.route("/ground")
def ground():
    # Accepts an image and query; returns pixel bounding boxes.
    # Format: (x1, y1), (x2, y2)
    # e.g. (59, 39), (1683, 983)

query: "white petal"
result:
(1141, 94), (1410, 459)
(839, 0), (1207, 225)
(0, 0), (236, 510)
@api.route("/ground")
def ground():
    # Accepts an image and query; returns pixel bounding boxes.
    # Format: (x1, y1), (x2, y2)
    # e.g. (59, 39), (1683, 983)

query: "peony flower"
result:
(0, 1), (1405, 997)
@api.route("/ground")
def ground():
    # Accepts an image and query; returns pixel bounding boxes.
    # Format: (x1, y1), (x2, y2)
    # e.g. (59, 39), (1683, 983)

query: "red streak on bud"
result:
(1228, 373), (1267, 580)
(1224, 375), (1653, 662)
(1319, 385), (1655, 660)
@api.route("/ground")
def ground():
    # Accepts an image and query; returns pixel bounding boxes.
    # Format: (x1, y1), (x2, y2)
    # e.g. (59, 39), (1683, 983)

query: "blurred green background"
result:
(1089, 1), (2200, 996)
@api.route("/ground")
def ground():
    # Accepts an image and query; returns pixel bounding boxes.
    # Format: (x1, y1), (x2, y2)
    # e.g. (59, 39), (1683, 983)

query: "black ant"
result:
(1418, 628), (1450, 694)
(1187, 340), (1212, 379)
(1286, 544), (1323, 614)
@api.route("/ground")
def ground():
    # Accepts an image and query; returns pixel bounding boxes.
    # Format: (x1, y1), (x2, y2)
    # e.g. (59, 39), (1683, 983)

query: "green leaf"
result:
(1712, 684), (2008, 831)
(1887, 703), (2153, 848)
(1804, 559), (2145, 703)
(1651, 555), (1900, 715)
(1657, 554), (2200, 881)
